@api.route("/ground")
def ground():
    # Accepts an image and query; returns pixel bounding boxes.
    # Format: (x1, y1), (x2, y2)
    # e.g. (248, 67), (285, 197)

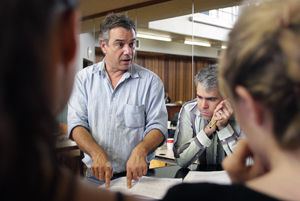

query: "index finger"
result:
(127, 171), (132, 189)
(105, 167), (112, 188)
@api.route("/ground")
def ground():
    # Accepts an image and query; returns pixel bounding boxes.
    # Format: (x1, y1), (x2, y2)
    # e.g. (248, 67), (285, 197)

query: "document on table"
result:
(183, 170), (231, 185)
(99, 176), (182, 200)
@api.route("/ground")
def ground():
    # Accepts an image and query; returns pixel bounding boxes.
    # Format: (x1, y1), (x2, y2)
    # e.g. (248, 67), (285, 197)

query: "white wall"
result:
(78, 32), (95, 72)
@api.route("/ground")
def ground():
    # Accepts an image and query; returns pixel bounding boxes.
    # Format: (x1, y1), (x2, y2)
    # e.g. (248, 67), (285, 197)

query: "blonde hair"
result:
(219, 0), (300, 150)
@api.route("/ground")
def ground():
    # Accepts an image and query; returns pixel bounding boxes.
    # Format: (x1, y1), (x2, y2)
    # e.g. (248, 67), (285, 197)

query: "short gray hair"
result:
(195, 64), (219, 92)
(99, 13), (136, 45)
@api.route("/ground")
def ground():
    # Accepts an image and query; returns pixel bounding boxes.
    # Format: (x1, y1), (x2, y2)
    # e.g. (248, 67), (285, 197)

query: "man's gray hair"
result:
(195, 64), (219, 91)
(99, 13), (136, 45)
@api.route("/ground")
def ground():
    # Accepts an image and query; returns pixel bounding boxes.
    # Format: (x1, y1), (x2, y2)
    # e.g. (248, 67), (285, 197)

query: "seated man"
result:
(173, 64), (242, 168)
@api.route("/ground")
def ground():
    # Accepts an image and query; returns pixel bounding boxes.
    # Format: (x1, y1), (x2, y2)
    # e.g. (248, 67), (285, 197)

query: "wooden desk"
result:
(55, 135), (84, 177)
(55, 135), (78, 152)
(155, 143), (176, 165)
(155, 143), (197, 166)
(166, 103), (182, 121)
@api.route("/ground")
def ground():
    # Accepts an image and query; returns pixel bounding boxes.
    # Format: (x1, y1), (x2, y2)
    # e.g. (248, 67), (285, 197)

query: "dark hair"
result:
(99, 13), (136, 45)
(0, 0), (77, 200)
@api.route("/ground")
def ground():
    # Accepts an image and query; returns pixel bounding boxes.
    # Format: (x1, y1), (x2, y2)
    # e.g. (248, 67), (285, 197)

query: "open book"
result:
(99, 176), (182, 200)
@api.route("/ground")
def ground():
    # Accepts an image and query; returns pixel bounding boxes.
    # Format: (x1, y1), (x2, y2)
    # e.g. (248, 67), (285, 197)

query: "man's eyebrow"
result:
(114, 38), (136, 43)
(197, 94), (218, 99)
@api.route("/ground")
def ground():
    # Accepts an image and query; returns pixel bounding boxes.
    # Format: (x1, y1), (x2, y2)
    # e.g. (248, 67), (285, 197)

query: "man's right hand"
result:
(91, 154), (113, 188)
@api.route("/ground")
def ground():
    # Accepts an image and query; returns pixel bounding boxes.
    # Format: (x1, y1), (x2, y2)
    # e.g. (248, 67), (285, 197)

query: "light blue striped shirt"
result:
(68, 58), (168, 173)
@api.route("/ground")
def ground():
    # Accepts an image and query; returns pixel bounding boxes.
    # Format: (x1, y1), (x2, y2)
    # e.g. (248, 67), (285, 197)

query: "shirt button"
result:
(113, 98), (115, 101)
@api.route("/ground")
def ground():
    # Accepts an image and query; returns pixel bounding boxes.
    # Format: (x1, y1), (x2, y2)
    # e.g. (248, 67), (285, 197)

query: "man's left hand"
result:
(214, 100), (233, 130)
(126, 148), (148, 189)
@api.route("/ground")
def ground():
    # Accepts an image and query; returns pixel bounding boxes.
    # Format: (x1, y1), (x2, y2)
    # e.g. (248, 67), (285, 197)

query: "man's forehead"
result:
(197, 83), (220, 98)
(109, 27), (136, 40)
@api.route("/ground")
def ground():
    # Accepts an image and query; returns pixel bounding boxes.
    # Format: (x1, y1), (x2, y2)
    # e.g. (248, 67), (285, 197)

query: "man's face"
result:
(101, 26), (136, 72)
(196, 82), (222, 120)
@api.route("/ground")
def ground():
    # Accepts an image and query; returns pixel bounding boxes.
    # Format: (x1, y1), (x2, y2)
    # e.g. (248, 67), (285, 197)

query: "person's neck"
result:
(105, 64), (127, 89)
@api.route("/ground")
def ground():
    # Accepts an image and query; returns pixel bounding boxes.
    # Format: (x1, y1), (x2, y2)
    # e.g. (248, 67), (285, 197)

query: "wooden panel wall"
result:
(95, 49), (216, 102)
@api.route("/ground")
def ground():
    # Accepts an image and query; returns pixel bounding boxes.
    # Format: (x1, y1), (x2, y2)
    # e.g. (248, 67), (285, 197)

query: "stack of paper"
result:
(183, 170), (231, 185)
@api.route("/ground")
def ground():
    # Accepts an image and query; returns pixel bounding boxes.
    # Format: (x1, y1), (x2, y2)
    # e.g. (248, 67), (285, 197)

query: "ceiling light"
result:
(184, 40), (211, 47)
(137, 33), (171, 42)
(221, 46), (227, 49)
(190, 17), (233, 29)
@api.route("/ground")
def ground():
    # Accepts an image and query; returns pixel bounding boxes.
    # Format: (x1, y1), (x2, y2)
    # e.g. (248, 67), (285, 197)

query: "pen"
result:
(210, 120), (217, 128)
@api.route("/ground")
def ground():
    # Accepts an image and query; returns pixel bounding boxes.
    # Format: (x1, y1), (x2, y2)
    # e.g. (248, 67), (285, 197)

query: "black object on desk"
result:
(152, 164), (223, 179)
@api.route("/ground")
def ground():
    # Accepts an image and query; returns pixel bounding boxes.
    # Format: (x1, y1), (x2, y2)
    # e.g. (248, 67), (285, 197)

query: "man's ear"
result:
(100, 40), (107, 54)
(235, 85), (264, 126)
(60, 10), (80, 67)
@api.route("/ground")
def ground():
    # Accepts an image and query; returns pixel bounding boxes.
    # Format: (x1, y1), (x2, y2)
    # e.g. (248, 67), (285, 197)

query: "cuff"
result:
(217, 124), (234, 141)
(196, 129), (212, 147)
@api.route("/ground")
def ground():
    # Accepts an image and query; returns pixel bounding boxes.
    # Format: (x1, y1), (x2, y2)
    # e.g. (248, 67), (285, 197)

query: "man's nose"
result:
(123, 44), (131, 55)
(201, 99), (208, 109)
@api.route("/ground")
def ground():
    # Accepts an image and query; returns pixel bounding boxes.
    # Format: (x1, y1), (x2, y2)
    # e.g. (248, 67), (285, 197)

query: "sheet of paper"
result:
(132, 177), (182, 200)
(183, 170), (231, 185)
(99, 176), (182, 200)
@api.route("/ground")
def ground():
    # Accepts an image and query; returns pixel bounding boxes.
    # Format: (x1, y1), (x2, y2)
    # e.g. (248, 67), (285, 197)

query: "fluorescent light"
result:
(221, 46), (227, 49)
(190, 17), (233, 29)
(184, 40), (211, 47)
(137, 33), (171, 42)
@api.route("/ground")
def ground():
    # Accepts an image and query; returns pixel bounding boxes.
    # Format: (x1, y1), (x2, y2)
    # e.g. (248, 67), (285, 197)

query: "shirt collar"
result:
(93, 57), (139, 79)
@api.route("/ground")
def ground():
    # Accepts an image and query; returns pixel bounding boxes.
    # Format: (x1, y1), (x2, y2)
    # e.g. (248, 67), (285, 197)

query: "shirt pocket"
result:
(124, 104), (145, 128)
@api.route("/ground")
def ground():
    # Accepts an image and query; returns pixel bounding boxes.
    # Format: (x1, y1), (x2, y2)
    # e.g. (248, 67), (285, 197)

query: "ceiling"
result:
(79, 0), (242, 33)
(78, 0), (243, 50)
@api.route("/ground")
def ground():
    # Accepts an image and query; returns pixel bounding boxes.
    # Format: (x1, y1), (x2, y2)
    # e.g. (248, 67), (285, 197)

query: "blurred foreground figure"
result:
(0, 1), (140, 200)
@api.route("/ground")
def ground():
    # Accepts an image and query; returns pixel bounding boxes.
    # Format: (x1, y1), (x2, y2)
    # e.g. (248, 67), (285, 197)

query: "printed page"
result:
(99, 177), (137, 195)
(183, 170), (231, 185)
(132, 176), (182, 200)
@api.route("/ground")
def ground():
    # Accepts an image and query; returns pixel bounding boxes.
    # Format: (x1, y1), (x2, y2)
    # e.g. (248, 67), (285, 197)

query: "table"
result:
(55, 135), (84, 177)
(155, 143), (176, 165)
(151, 164), (223, 179)
(166, 103), (182, 121)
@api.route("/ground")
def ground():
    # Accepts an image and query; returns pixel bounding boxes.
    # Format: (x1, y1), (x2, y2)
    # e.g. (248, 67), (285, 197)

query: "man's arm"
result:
(72, 126), (113, 188)
(126, 129), (164, 188)
(173, 105), (213, 168)
(126, 76), (167, 188)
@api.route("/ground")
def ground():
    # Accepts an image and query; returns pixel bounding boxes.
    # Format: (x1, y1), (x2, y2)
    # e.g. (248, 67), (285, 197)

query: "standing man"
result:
(173, 64), (242, 168)
(68, 13), (167, 188)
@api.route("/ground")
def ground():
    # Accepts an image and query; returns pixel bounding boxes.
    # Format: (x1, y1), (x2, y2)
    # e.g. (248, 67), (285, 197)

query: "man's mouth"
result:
(201, 111), (211, 116)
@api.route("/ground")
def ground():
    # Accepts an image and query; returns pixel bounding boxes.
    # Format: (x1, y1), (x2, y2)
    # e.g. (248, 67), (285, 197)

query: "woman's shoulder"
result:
(161, 183), (279, 201)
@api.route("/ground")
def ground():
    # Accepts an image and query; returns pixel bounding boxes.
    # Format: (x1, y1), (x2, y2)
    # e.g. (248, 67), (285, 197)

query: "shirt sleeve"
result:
(173, 106), (212, 168)
(143, 76), (168, 146)
(67, 72), (90, 140)
(217, 121), (243, 156)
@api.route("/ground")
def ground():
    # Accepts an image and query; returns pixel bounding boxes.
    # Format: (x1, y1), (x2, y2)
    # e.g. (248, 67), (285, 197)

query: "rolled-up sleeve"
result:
(68, 73), (90, 140)
(144, 77), (168, 146)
